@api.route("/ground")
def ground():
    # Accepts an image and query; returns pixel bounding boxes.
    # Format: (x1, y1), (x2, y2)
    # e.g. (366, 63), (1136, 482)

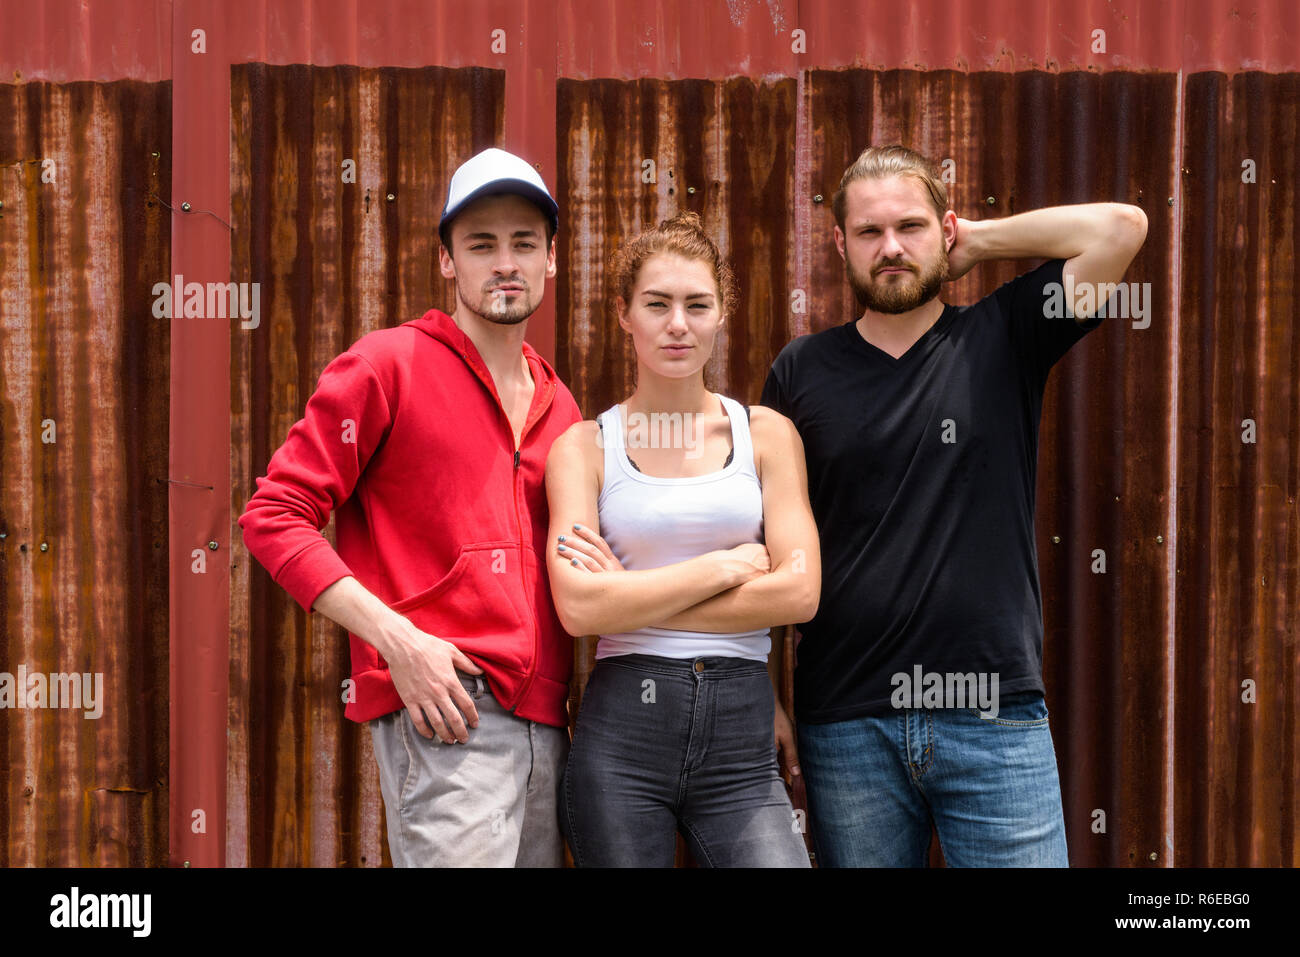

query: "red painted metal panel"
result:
(169, 0), (232, 867)
(503, 0), (559, 369)
(9, 1), (1298, 85)
(2, 0), (171, 82)
(554, 0), (1300, 77)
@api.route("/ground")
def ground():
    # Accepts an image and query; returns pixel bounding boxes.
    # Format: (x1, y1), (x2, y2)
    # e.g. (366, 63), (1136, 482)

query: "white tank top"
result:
(594, 393), (770, 661)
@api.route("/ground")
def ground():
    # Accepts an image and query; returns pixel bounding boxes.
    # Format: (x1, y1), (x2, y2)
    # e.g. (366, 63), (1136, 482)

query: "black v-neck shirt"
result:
(760, 260), (1102, 723)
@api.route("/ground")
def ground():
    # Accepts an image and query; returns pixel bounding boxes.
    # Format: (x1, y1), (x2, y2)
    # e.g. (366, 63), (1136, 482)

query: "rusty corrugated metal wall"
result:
(1, 0), (1296, 868)
(0, 79), (172, 865)
(1175, 71), (1299, 867)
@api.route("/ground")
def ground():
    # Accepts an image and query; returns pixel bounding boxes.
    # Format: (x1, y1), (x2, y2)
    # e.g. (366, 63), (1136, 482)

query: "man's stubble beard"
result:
(847, 241), (948, 315)
(459, 281), (536, 326)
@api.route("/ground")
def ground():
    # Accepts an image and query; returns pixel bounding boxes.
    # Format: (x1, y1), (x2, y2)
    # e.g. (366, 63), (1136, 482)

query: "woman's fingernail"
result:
(557, 544), (567, 552)
(572, 524), (582, 531)
(557, 534), (566, 542)
(570, 558), (579, 566)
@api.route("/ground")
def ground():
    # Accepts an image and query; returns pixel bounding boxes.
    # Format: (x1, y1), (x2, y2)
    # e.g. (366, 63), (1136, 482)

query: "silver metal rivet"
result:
(39, 542), (48, 552)
(687, 186), (696, 195)
(1148, 851), (1158, 861)
(813, 194), (823, 203)
(1051, 536), (1060, 544)
(1167, 197), (1174, 206)
(181, 201), (192, 212)
(207, 540), (219, 551)
(986, 196), (995, 205)
(1155, 535), (1164, 544)
(386, 193), (395, 202)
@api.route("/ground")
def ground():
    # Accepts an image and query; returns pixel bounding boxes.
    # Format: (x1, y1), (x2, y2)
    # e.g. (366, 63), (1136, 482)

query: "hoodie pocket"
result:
(389, 541), (531, 677)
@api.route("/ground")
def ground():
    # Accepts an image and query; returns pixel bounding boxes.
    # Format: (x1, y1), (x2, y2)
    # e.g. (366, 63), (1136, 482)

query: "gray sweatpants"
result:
(368, 672), (569, 867)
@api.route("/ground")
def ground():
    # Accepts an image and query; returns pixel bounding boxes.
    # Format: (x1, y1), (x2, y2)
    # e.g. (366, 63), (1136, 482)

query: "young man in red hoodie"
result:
(238, 148), (583, 867)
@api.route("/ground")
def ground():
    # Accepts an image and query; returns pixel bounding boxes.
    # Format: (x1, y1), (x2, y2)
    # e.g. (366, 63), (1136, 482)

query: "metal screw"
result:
(39, 542), (48, 552)
(152, 151), (160, 158)
(386, 193), (395, 202)
(1148, 851), (1158, 861)
(183, 860), (191, 868)
(1167, 197), (1174, 206)
(207, 540), (219, 551)
(687, 186), (696, 195)
(1156, 535), (1164, 544)
(0, 531), (6, 539)
(813, 194), (823, 204)
(1051, 535), (1060, 544)
(0, 200), (4, 209)
(181, 201), (192, 212)
(986, 196), (995, 205)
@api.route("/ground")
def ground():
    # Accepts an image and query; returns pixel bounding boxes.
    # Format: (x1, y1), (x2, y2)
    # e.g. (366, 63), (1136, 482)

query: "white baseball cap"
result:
(439, 147), (559, 246)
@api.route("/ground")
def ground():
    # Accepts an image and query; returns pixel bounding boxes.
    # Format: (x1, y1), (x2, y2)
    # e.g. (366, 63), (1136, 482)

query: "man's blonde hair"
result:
(832, 145), (949, 229)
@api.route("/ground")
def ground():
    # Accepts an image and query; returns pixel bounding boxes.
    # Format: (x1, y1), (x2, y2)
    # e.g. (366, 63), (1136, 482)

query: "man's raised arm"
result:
(945, 202), (1149, 321)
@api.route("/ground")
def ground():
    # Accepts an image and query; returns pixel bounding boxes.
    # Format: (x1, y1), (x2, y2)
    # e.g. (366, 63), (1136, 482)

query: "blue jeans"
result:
(797, 691), (1068, 867)
(561, 654), (811, 867)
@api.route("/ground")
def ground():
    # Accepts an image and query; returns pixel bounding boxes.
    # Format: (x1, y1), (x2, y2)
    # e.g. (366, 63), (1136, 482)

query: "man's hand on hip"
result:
(312, 576), (485, 744)
(379, 619), (485, 744)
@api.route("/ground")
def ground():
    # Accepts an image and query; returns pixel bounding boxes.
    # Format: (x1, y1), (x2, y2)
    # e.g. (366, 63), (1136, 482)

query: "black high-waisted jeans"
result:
(561, 653), (811, 867)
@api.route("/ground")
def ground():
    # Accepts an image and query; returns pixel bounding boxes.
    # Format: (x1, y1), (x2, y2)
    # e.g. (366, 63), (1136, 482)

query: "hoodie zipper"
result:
(470, 349), (552, 715)
(507, 374), (548, 716)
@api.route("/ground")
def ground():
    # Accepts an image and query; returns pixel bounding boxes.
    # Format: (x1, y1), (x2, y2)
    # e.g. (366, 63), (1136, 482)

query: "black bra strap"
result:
(609, 404), (747, 473)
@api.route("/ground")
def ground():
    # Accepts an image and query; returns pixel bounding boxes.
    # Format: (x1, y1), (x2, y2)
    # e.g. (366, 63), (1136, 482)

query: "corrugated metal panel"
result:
(9, 0), (1297, 84)
(0, 80), (171, 865)
(555, 0), (1300, 77)
(1176, 71), (1299, 867)
(227, 63), (505, 866)
(0, 0), (1295, 868)
(556, 75), (797, 412)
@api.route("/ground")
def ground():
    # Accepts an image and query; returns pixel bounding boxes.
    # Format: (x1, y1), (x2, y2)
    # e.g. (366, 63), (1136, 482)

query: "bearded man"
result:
(760, 144), (1147, 867)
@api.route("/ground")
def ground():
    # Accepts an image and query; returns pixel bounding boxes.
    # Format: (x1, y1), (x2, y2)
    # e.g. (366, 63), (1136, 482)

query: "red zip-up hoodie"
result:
(237, 308), (582, 726)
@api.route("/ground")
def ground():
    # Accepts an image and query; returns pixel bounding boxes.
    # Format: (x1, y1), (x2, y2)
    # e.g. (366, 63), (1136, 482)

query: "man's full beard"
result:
(847, 243), (948, 314)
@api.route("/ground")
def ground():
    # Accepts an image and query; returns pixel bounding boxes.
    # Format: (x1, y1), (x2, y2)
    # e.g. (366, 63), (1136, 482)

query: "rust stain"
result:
(0, 79), (170, 867)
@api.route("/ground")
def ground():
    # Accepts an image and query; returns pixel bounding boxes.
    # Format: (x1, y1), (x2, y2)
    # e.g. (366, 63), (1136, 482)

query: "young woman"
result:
(544, 212), (821, 867)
